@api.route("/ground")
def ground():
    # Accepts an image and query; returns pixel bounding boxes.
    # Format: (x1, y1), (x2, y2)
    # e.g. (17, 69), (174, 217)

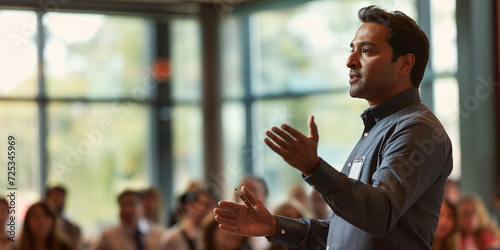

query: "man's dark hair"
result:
(117, 190), (142, 205)
(358, 5), (429, 87)
(46, 186), (67, 197)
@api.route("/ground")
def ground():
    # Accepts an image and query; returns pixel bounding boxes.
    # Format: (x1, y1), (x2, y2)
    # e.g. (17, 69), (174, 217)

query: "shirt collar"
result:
(361, 87), (421, 123)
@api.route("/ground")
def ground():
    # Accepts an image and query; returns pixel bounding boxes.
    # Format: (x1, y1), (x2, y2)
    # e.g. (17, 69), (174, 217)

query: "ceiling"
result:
(1, 0), (275, 15)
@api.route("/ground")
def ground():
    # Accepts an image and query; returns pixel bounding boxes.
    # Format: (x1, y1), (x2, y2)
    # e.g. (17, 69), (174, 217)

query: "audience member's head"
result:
(273, 199), (309, 219)
(432, 199), (459, 250)
(141, 187), (163, 224)
(0, 198), (8, 229)
(0, 198), (12, 250)
(445, 179), (461, 205)
(184, 188), (218, 226)
(310, 191), (329, 219)
(238, 176), (268, 204)
(458, 194), (500, 249)
(46, 186), (67, 215)
(288, 185), (310, 211)
(18, 201), (71, 250)
(201, 214), (247, 250)
(118, 190), (144, 227)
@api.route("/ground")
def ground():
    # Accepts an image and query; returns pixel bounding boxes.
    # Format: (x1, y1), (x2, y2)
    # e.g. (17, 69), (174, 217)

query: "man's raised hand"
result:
(264, 115), (321, 176)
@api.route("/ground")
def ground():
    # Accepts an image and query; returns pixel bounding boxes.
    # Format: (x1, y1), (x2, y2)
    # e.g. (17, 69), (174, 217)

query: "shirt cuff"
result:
(267, 215), (307, 248)
(303, 158), (343, 194)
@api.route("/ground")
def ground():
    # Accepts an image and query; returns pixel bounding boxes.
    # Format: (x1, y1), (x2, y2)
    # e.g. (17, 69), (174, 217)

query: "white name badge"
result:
(348, 156), (364, 180)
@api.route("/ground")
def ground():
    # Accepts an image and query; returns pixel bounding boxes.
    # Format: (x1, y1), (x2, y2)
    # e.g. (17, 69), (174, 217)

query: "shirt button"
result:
(327, 246), (329, 250)
(348, 163), (351, 167)
(363, 132), (369, 137)
(281, 229), (285, 234)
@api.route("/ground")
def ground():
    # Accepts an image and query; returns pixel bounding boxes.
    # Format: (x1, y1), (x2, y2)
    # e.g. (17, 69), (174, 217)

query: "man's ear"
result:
(398, 53), (415, 77)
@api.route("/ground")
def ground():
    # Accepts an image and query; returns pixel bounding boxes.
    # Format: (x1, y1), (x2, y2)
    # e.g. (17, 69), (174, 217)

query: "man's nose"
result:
(346, 53), (359, 69)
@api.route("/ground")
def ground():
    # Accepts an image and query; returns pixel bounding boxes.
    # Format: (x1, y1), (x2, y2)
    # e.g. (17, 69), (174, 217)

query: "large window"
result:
(0, 9), (203, 239)
(222, 0), (459, 207)
(0, 10), (42, 227)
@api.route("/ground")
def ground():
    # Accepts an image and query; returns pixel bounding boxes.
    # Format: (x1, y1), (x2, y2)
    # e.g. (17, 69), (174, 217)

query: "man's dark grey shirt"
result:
(269, 88), (453, 250)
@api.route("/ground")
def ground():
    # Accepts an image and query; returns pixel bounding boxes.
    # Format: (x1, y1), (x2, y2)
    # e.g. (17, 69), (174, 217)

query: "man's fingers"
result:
(308, 115), (319, 141)
(214, 207), (238, 219)
(219, 224), (241, 234)
(264, 138), (286, 156)
(241, 186), (263, 206)
(280, 124), (307, 142)
(215, 215), (238, 227)
(218, 201), (242, 211)
(270, 127), (296, 142)
(265, 130), (290, 150)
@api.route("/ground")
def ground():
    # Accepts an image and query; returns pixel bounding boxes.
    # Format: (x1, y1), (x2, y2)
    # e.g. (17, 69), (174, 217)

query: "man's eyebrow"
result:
(349, 41), (377, 48)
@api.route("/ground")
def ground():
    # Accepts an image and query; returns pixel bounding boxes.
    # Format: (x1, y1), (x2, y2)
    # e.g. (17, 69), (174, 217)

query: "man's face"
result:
(119, 194), (143, 227)
(347, 22), (400, 106)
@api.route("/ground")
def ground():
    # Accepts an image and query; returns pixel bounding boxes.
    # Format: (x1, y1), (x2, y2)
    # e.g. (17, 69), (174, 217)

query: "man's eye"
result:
(362, 48), (370, 53)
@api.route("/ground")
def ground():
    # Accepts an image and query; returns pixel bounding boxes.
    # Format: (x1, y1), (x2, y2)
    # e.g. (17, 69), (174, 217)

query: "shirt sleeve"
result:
(304, 120), (452, 237)
(267, 215), (329, 250)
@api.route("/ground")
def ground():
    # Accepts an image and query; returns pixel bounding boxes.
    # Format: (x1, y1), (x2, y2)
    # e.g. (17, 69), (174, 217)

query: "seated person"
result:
(201, 214), (250, 250)
(458, 194), (500, 250)
(431, 199), (459, 250)
(16, 201), (73, 250)
(94, 190), (163, 250)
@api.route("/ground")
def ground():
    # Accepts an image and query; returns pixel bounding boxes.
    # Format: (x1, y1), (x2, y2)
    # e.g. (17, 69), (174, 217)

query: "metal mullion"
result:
(417, 0), (434, 111)
(242, 15), (253, 175)
(36, 11), (47, 197)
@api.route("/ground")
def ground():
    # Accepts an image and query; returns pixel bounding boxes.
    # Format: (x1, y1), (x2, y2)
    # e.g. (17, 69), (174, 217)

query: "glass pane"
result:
(430, 0), (457, 74)
(252, 93), (366, 206)
(221, 16), (244, 99)
(46, 102), (151, 237)
(250, 0), (416, 96)
(0, 102), (40, 231)
(0, 11), (38, 97)
(43, 13), (152, 99)
(433, 77), (460, 179)
(171, 19), (202, 101)
(221, 102), (247, 199)
(172, 105), (203, 196)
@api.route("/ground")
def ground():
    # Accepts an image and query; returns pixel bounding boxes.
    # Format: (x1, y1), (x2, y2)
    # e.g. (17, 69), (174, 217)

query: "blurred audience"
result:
(141, 187), (164, 227)
(237, 176), (271, 250)
(201, 214), (250, 250)
(15, 201), (73, 250)
(273, 199), (310, 219)
(94, 190), (163, 250)
(169, 182), (203, 227)
(160, 187), (218, 250)
(288, 185), (311, 212)
(45, 186), (81, 249)
(0, 198), (13, 250)
(310, 190), (330, 220)
(238, 176), (268, 206)
(445, 179), (462, 205)
(432, 199), (459, 250)
(458, 194), (500, 250)
(269, 200), (309, 250)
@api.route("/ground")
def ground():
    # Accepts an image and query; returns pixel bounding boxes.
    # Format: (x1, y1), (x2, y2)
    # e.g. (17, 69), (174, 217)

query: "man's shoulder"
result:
(392, 103), (445, 131)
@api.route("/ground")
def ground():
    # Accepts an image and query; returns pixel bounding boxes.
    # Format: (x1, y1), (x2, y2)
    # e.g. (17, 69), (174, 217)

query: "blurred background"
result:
(0, 0), (498, 246)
